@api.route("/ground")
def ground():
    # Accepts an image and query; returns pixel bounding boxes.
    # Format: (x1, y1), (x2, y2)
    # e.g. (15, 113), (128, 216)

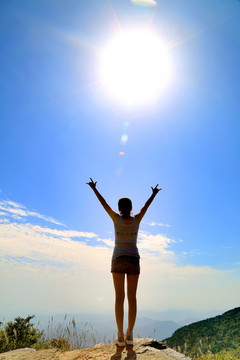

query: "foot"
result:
(125, 330), (133, 345)
(115, 331), (125, 347)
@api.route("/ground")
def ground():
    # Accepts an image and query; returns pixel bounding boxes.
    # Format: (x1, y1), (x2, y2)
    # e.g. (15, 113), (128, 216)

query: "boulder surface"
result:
(0, 338), (191, 360)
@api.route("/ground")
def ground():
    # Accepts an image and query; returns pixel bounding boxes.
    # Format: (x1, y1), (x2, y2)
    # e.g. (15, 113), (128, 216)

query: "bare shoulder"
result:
(133, 214), (142, 224)
(111, 212), (120, 224)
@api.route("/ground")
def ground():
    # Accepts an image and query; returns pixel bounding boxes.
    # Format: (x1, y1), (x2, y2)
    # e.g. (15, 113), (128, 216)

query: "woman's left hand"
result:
(151, 184), (162, 195)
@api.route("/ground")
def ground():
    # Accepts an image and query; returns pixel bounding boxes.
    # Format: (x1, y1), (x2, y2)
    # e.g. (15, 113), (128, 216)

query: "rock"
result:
(0, 339), (191, 360)
(1, 348), (36, 354)
(0, 349), (57, 360)
(141, 340), (167, 350)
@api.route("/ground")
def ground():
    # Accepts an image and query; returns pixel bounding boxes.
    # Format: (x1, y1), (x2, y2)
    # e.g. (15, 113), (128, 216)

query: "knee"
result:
(127, 293), (137, 303)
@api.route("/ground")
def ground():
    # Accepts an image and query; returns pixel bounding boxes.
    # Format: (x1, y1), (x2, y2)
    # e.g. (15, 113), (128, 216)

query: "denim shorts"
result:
(111, 255), (140, 275)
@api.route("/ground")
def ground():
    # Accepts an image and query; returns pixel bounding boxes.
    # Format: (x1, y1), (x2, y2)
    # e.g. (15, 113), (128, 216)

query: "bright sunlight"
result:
(100, 29), (172, 106)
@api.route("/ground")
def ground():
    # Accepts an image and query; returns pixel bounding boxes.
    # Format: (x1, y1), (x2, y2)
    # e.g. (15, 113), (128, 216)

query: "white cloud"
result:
(26, 224), (97, 239)
(0, 218), (112, 315)
(0, 222), (102, 269)
(147, 221), (171, 227)
(0, 199), (240, 316)
(0, 218), (10, 224)
(138, 262), (240, 312)
(97, 238), (114, 247)
(0, 200), (63, 225)
(138, 231), (175, 262)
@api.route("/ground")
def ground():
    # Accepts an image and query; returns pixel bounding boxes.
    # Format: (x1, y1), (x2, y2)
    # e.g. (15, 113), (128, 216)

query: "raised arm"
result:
(135, 184), (162, 223)
(86, 178), (118, 222)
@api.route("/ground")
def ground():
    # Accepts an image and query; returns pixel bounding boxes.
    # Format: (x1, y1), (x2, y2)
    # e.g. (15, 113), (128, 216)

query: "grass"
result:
(0, 315), (114, 352)
(35, 315), (114, 350)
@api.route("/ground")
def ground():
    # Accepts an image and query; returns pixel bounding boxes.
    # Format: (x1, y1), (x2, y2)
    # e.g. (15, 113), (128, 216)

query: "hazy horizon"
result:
(1, 307), (226, 324)
(0, 308), (228, 342)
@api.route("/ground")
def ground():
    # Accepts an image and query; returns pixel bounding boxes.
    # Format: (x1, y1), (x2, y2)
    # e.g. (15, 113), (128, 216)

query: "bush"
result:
(0, 315), (42, 353)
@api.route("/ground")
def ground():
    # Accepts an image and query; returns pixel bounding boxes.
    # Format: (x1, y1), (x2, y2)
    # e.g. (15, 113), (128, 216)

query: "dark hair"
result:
(118, 197), (132, 216)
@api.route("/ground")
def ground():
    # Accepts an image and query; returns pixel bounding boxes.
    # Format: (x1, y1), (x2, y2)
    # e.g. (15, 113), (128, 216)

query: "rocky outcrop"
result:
(0, 338), (191, 360)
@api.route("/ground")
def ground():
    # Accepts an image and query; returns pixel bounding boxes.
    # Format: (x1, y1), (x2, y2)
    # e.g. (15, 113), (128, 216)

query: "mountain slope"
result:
(164, 307), (240, 358)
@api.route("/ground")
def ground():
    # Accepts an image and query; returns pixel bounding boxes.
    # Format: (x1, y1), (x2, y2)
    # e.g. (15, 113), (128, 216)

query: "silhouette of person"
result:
(87, 178), (161, 358)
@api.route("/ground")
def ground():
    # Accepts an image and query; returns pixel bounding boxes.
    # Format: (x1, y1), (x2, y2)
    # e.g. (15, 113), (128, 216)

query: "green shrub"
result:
(0, 315), (42, 353)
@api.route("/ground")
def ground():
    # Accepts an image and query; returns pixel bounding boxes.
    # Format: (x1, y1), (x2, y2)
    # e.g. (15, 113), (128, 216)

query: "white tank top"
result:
(112, 216), (140, 259)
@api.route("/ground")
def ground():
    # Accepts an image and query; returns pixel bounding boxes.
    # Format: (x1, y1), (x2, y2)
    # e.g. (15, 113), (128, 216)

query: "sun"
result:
(100, 29), (172, 106)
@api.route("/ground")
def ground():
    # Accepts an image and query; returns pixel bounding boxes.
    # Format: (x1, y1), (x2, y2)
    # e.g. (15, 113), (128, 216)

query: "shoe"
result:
(125, 334), (133, 346)
(115, 335), (125, 347)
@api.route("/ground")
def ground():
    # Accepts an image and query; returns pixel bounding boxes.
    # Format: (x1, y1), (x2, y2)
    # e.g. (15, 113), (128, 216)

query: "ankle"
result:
(118, 331), (124, 338)
(126, 329), (133, 337)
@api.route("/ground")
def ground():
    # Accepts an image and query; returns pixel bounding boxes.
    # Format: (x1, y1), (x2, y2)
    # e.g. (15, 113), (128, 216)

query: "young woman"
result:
(86, 178), (161, 352)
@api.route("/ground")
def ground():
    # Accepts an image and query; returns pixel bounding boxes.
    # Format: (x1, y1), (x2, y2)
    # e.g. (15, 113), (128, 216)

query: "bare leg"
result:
(112, 273), (125, 335)
(127, 274), (139, 335)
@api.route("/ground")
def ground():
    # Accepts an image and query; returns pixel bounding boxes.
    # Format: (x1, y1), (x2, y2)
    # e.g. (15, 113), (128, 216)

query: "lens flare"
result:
(121, 134), (128, 143)
(131, 0), (157, 6)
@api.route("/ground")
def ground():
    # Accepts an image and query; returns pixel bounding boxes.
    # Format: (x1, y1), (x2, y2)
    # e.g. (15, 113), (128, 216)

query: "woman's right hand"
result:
(86, 178), (97, 190)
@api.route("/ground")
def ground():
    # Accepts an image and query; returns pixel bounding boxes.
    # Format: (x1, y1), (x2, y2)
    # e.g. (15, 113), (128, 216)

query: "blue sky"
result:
(1, 0), (240, 318)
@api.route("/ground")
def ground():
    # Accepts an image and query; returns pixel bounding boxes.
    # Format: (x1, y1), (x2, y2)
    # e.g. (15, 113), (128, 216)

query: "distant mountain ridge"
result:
(164, 307), (240, 358)
(33, 309), (223, 343)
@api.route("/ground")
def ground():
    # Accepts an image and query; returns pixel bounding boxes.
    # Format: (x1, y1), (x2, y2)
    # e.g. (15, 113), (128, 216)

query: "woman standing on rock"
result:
(87, 178), (161, 353)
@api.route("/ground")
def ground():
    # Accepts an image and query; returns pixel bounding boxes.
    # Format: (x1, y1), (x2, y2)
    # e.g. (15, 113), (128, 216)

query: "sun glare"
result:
(100, 29), (172, 106)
